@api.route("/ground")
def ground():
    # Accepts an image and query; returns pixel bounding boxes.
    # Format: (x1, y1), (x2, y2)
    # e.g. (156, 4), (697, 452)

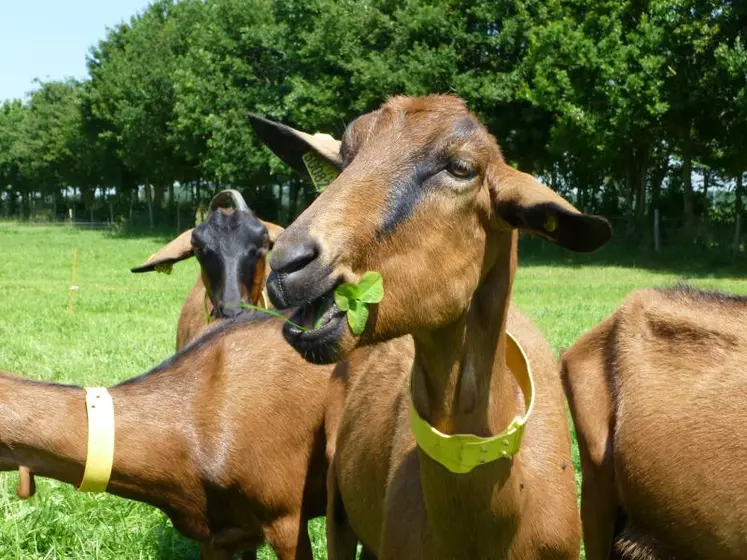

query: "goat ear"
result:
(250, 252), (267, 306)
(259, 220), (284, 249)
(248, 114), (342, 181)
(131, 229), (195, 273)
(491, 164), (612, 253)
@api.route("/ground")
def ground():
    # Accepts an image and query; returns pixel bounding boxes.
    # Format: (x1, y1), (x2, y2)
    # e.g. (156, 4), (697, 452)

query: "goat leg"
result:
(578, 441), (617, 560)
(263, 514), (312, 560)
(561, 322), (617, 560)
(326, 464), (360, 560)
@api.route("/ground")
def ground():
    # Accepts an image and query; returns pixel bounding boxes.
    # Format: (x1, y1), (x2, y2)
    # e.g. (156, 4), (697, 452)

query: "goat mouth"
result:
(283, 291), (347, 363)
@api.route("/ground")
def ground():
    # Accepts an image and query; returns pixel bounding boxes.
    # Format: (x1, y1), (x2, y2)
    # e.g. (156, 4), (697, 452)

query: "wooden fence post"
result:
(733, 214), (741, 261)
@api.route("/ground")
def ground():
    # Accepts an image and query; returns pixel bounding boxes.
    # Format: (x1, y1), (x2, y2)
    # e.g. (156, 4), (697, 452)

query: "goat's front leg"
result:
(264, 513), (312, 560)
(561, 329), (618, 560)
(578, 438), (617, 560)
(326, 462), (359, 560)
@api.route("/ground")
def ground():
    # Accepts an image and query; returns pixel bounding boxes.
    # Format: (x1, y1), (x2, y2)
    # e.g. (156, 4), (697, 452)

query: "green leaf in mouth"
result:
(235, 270), (384, 337)
(356, 271), (384, 304)
(333, 271), (384, 335)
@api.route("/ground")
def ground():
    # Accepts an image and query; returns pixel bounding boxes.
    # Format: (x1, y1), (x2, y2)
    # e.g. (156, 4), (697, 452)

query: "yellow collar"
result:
(78, 387), (115, 492)
(409, 331), (535, 474)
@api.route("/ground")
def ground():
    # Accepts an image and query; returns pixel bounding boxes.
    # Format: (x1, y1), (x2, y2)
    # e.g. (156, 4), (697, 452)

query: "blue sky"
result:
(0, 0), (151, 102)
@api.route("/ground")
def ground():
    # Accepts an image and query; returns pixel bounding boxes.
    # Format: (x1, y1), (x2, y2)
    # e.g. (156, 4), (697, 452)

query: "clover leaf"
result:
(234, 271), (384, 337)
(334, 271), (384, 335)
(356, 271), (384, 303)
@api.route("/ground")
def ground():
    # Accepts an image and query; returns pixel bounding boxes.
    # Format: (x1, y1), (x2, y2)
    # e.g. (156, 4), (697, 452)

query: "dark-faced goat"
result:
(131, 189), (283, 349)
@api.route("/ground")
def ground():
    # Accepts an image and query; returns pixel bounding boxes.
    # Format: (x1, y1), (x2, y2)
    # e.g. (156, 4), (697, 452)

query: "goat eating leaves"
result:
(250, 95), (611, 559)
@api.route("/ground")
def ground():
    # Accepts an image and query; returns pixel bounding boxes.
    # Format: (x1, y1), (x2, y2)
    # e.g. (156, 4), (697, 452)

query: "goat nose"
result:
(217, 302), (242, 318)
(270, 238), (319, 275)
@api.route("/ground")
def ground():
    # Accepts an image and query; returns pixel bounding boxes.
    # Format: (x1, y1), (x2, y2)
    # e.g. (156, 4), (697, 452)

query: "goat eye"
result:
(447, 160), (475, 179)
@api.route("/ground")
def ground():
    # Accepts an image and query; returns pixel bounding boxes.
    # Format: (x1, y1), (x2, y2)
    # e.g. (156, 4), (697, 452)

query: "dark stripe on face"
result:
(377, 154), (442, 239)
(374, 116), (479, 238)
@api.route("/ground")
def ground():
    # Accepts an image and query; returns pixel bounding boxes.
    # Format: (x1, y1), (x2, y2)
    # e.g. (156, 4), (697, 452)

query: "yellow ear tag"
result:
(302, 151), (340, 193)
(154, 263), (173, 275)
(544, 214), (558, 233)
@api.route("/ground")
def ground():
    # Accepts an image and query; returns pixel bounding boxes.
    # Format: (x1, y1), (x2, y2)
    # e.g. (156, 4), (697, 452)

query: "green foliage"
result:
(0, 0), (745, 238)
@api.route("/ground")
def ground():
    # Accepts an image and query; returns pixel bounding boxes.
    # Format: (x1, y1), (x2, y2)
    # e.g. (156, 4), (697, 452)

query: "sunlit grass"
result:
(0, 222), (745, 559)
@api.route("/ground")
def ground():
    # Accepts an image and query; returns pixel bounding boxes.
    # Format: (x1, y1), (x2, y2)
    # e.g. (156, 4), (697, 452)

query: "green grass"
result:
(0, 222), (746, 559)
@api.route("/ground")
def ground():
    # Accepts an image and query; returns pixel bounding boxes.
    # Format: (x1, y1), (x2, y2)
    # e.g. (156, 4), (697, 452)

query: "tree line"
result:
(0, 0), (745, 248)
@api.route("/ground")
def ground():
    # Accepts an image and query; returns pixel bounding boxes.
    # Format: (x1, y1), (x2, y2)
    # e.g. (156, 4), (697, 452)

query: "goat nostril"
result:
(217, 303), (241, 318)
(271, 239), (319, 274)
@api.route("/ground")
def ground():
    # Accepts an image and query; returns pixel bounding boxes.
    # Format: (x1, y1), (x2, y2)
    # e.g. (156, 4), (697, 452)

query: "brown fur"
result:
(0, 316), (333, 559)
(562, 286), (747, 560)
(254, 95), (611, 558)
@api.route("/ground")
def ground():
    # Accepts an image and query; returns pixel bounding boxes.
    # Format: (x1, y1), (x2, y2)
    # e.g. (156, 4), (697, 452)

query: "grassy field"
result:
(0, 222), (746, 559)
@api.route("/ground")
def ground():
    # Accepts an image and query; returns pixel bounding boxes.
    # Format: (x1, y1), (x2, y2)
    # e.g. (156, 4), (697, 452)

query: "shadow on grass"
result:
(518, 235), (747, 279)
(152, 518), (201, 560)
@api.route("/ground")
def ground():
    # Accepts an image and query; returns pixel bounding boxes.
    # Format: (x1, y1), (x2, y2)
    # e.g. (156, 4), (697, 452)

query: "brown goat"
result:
(0, 316), (333, 560)
(249, 95), (612, 558)
(131, 189), (283, 349)
(561, 285), (747, 560)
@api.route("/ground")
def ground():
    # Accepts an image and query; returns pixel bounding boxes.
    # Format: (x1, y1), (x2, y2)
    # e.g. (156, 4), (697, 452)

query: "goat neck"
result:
(410, 233), (520, 440)
(0, 363), (208, 541)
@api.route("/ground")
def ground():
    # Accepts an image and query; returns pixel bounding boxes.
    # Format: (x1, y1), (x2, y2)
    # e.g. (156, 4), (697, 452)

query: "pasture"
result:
(0, 222), (745, 559)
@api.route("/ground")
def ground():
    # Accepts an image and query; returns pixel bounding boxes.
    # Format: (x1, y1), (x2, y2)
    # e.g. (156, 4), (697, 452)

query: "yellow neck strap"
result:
(78, 387), (115, 492)
(409, 331), (535, 474)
